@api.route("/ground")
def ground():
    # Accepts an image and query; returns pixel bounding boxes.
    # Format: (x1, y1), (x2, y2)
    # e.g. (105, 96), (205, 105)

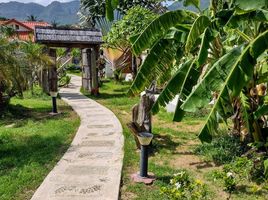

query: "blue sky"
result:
(0, 0), (74, 6)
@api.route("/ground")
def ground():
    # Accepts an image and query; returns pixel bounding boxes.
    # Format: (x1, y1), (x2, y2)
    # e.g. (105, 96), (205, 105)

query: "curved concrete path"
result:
(31, 75), (124, 200)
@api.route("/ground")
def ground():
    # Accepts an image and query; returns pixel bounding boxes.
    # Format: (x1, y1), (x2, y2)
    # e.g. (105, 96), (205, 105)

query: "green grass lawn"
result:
(84, 79), (268, 200)
(0, 91), (80, 200)
(66, 68), (82, 76)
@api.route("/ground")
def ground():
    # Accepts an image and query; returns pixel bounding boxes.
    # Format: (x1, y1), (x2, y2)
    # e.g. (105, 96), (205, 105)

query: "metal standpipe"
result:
(52, 96), (57, 113)
(140, 145), (149, 178)
(131, 132), (155, 184)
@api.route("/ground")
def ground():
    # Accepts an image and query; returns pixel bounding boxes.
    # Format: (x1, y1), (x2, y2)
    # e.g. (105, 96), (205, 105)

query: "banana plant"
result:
(128, 0), (268, 144)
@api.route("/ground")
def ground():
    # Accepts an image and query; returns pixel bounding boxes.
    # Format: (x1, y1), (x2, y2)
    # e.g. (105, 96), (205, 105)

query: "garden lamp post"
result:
(131, 132), (156, 184)
(50, 91), (58, 114)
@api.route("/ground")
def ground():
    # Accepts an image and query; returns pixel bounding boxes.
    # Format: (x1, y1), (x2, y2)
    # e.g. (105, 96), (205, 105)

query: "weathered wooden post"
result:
(82, 48), (92, 91)
(48, 48), (58, 114)
(91, 46), (99, 96)
(40, 66), (49, 94)
(127, 81), (156, 149)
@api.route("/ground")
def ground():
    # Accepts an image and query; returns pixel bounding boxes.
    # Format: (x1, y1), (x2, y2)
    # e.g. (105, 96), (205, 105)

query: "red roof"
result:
(1, 19), (51, 30)
(0, 19), (51, 41)
(21, 21), (51, 29)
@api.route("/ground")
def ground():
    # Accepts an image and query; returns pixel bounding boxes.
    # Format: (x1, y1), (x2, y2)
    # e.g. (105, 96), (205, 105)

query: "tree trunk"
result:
(132, 54), (137, 78)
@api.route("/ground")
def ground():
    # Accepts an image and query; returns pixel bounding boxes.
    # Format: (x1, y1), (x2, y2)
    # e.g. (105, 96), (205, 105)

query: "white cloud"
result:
(0, 0), (74, 6)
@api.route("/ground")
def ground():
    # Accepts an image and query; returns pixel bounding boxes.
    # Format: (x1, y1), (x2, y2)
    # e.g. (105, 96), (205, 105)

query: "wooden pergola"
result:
(35, 26), (103, 96)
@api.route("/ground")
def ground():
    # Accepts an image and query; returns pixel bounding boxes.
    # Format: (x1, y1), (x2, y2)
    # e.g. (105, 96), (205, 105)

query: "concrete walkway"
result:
(31, 75), (124, 200)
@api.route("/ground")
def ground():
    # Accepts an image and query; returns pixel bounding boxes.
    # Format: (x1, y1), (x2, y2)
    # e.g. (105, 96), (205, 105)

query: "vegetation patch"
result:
(0, 90), (80, 200)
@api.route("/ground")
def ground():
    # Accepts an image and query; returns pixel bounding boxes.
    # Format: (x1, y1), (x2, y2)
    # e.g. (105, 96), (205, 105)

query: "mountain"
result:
(168, 0), (210, 11)
(0, 0), (80, 25)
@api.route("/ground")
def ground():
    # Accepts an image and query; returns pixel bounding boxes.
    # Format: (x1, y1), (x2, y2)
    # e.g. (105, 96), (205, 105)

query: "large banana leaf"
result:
(131, 10), (196, 55)
(185, 15), (210, 52)
(240, 92), (251, 135)
(181, 47), (242, 112)
(128, 39), (179, 95)
(197, 27), (214, 66)
(173, 60), (200, 121)
(198, 30), (268, 142)
(151, 59), (193, 114)
(234, 0), (267, 11)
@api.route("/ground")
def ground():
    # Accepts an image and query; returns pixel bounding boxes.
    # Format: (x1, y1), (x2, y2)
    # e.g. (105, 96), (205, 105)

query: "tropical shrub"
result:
(0, 27), (51, 107)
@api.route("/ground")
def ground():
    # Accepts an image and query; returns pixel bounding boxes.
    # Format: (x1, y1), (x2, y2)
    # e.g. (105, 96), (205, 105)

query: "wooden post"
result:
(48, 48), (57, 93)
(90, 46), (99, 96)
(41, 67), (49, 94)
(48, 48), (58, 114)
(82, 48), (92, 91)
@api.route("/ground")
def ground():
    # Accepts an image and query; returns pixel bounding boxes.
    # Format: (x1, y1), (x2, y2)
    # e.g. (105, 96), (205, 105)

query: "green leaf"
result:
(185, 15), (210, 52)
(152, 59), (193, 114)
(197, 28), (213, 66)
(105, 0), (114, 21)
(131, 10), (196, 55)
(254, 105), (268, 119)
(173, 60), (199, 121)
(181, 47), (242, 112)
(264, 159), (268, 178)
(198, 30), (268, 143)
(240, 92), (251, 135)
(111, 0), (119, 9)
(234, 0), (267, 11)
(128, 39), (179, 95)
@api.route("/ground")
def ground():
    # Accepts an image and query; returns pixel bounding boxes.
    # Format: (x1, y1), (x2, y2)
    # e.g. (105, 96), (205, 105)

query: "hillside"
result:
(0, 0), (80, 25)
(168, 0), (210, 11)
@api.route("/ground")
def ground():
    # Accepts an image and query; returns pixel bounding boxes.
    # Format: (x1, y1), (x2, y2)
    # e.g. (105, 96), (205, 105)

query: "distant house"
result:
(0, 19), (50, 41)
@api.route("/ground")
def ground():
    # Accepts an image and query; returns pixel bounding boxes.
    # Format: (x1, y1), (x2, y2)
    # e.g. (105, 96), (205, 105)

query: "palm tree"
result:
(128, 0), (268, 144)
(27, 15), (38, 21)
(0, 29), (52, 107)
(21, 42), (52, 95)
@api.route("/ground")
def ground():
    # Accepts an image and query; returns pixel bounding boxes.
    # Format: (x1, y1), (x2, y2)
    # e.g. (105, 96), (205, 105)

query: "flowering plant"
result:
(161, 170), (209, 200)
